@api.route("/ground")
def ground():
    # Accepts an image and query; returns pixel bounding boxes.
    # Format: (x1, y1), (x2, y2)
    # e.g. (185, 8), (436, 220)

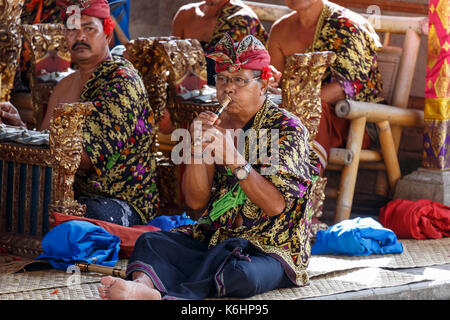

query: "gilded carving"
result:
(0, 0), (24, 101)
(0, 0), (25, 25)
(0, 27), (22, 101)
(48, 102), (93, 216)
(280, 51), (336, 221)
(125, 37), (175, 125)
(0, 233), (43, 259)
(280, 51), (336, 142)
(126, 37), (207, 128)
(21, 24), (72, 128)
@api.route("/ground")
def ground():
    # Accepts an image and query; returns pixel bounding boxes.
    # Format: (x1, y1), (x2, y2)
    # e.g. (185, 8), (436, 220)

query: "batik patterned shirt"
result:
(175, 99), (321, 286)
(308, 1), (383, 103)
(74, 56), (159, 223)
(202, 0), (268, 54)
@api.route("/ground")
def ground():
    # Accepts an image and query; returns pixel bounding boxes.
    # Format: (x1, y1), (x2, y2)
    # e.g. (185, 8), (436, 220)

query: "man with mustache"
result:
(0, 0), (159, 226)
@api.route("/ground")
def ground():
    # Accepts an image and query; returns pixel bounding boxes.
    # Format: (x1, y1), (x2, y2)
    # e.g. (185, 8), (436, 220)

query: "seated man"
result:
(97, 34), (320, 300)
(172, 0), (268, 85)
(0, 0), (159, 226)
(268, 0), (383, 170)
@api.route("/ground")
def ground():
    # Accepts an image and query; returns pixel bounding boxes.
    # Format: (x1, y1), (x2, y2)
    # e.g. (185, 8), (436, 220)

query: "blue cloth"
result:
(147, 213), (196, 231)
(108, 0), (130, 45)
(311, 217), (403, 256)
(37, 221), (121, 270)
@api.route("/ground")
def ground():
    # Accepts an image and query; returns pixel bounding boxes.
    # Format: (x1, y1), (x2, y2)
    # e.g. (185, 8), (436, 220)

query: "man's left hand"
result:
(0, 102), (25, 127)
(203, 126), (246, 168)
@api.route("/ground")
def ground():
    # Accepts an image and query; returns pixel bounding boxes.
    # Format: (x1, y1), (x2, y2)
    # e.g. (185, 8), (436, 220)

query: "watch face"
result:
(235, 168), (247, 180)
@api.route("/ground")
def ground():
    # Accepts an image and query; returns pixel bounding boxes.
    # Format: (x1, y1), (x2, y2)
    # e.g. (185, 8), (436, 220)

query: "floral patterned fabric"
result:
(309, 1), (383, 103)
(202, 0), (268, 53)
(74, 56), (159, 224)
(175, 99), (321, 286)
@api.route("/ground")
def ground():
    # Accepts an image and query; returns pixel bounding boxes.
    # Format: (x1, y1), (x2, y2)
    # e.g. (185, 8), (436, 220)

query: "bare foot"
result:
(98, 276), (162, 300)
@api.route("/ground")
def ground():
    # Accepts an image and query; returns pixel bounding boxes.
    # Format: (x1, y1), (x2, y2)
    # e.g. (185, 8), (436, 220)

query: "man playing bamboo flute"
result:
(98, 34), (321, 300)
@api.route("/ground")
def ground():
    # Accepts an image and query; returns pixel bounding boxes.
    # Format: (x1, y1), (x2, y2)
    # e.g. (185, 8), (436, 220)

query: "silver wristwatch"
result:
(233, 163), (252, 180)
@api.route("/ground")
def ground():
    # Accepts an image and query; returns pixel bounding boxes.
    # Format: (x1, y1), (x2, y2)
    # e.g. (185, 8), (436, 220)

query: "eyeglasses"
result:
(214, 74), (260, 88)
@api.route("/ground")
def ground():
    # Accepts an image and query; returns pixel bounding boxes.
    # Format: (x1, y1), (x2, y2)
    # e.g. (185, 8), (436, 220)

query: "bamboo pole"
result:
(328, 161), (388, 171)
(360, 149), (383, 162)
(328, 148), (353, 166)
(334, 117), (366, 223)
(76, 262), (127, 279)
(374, 170), (389, 196)
(110, 16), (129, 45)
(335, 100), (424, 127)
(329, 149), (384, 165)
(377, 120), (402, 190)
(390, 28), (422, 149)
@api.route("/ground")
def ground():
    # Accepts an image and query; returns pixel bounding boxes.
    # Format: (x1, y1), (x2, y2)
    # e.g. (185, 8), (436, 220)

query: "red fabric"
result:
(214, 49), (270, 73)
(102, 16), (115, 35)
(379, 199), (450, 239)
(50, 212), (160, 258)
(58, 0), (111, 20)
(207, 33), (270, 73)
(260, 66), (272, 80)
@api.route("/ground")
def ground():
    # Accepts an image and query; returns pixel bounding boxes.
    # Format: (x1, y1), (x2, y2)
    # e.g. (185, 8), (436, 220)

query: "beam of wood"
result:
(333, 0), (428, 15)
(335, 100), (424, 127)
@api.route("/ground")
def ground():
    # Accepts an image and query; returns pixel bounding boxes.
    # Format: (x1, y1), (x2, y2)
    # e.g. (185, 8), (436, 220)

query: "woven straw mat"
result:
(307, 238), (450, 278)
(0, 238), (448, 300)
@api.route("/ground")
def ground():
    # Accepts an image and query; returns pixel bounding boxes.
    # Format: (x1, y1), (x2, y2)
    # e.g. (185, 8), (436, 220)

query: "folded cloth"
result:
(379, 199), (450, 239)
(146, 213), (196, 231)
(311, 217), (403, 256)
(37, 220), (121, 270)
(50, 212), (160, 258)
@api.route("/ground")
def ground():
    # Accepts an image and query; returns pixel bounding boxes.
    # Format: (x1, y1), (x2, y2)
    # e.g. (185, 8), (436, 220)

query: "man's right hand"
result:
(0, 102), (25, 127)
(190, 111), (221, 148)
(267, 65), (282, 94)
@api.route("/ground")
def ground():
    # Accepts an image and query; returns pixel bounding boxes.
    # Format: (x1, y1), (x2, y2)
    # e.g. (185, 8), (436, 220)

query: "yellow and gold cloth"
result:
(423, 0), (450, 170)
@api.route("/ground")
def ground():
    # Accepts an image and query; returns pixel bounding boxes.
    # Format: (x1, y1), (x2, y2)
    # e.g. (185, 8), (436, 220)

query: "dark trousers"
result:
(77, 196), (143, 227)
(126, 231), (293, 299)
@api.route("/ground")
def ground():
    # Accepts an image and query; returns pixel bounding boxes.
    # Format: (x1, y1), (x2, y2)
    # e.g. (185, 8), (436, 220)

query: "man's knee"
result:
(221, 260), (260, 297)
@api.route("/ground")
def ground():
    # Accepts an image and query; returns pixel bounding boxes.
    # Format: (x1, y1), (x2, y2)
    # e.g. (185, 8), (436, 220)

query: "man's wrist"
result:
(227, 155), (247, 171)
